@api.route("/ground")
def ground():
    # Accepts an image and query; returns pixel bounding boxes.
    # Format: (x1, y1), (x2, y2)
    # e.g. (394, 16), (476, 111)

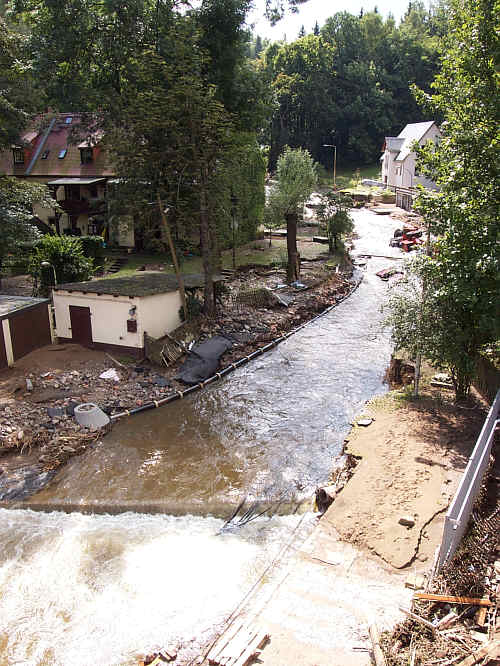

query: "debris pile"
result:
(381, 484), (500, 665)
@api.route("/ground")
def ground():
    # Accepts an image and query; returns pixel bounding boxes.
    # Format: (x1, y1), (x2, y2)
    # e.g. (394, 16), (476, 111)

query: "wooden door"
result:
(69, 305), (93, 346)
(10, 305), (51, 360)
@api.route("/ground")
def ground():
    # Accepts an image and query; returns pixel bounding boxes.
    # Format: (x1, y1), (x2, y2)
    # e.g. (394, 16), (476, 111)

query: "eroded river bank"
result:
(0, 209), (404, 665)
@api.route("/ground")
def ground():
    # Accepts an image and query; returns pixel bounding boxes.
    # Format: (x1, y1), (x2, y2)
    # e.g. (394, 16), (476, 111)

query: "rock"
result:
(17, 430), (24, 440)
(399, 515), (415, 528)
(357, 418), (373, 427)
(153, 376), (170, 387)
(26, 378), (34, 392)
(47, 407), (65, 418)
(65, 401), (79, 416)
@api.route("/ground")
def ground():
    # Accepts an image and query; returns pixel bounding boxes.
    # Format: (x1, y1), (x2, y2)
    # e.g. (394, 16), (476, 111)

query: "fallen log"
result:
(414, 593), (492, 607)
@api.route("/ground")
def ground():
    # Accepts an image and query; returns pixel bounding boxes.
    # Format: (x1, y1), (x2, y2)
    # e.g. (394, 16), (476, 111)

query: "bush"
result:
(80, 235), (105, 266)
(30, 235), (94, 296)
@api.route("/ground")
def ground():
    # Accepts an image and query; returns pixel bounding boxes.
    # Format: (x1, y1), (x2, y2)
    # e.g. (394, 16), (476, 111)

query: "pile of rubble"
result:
(381, 488), (500, 665)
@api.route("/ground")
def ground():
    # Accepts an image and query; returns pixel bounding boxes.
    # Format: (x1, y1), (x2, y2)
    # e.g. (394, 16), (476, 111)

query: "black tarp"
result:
(177, 335), (233, 385)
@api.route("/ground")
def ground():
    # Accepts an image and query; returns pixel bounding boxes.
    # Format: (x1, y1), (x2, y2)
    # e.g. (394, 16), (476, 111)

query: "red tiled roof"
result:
(0, 113), (115, 179)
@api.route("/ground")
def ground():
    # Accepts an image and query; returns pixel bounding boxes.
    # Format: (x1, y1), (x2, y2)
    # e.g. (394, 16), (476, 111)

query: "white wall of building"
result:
(53, 288), (182, 348)
(53, 291), (142, 348)
(382, 123), (441, 189)
(140, 291), (182, 339)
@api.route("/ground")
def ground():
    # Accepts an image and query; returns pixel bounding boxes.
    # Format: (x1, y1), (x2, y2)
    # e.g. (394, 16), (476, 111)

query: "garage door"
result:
(10, 304), (52, 361)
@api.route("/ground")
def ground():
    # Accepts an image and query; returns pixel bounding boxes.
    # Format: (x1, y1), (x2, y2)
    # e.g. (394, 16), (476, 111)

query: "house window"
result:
(58, 149), (67, 159)
(80, 147), (93, 164)
(13, 148), (24, 164)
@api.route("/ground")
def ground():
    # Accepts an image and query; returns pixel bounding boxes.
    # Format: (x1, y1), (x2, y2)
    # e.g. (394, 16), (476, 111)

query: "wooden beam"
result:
(414, 593), (492, 607)
(369, 623), (387, 666)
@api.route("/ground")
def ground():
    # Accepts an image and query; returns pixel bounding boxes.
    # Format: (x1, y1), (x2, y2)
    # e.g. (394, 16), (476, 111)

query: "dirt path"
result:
(326, 391), (487, 569)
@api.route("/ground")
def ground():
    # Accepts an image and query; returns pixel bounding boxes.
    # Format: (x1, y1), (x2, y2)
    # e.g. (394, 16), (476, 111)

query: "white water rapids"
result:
(0, 509), (307, 665)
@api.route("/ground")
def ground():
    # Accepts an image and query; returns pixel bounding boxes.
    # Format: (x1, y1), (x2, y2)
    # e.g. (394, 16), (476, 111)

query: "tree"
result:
(0, 177), (56, 284)
(317, 191), (354, 252)
(313, 20), (319, 36)
(298, 24), (305, 38)
(386, 0), (499, 401)
(30, 235), (93, 295)
(266, 146), (317, 283)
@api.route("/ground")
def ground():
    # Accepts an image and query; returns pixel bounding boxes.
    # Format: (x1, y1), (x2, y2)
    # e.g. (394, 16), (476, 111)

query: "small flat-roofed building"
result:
(52, 273), (219, 355)
(0, 296), (52, 369)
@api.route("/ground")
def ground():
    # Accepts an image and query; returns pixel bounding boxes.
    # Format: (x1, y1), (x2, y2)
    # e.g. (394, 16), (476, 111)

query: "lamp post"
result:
(323, 143), (337, 189)
(41, 261), (57, 287)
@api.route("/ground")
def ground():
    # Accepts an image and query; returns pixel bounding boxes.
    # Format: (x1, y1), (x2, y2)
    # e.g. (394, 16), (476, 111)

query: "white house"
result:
(52, 273), (214, 356)
(381, 121), (441, 191)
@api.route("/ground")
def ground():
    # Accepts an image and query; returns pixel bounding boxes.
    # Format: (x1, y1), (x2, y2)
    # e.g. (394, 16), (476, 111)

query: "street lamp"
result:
(41, 261), (57, 286)
(323, 143), (337, 189)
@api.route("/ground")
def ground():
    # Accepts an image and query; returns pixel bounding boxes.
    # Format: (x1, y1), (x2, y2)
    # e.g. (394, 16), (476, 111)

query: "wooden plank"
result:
(399, 606), (437, 633)
(414, 593), (492, 607)
(232, 632), (269, 666)
(207, 619), (247, 664)
(219, 629), (259, 665)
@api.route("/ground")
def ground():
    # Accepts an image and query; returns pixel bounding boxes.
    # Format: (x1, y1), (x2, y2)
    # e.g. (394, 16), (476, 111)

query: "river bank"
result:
(0, 259), (357, 501)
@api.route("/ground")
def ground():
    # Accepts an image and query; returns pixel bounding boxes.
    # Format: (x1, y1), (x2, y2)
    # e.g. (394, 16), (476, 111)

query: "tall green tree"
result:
(266, 146), (317, 283)
(386, 0), (499, 400)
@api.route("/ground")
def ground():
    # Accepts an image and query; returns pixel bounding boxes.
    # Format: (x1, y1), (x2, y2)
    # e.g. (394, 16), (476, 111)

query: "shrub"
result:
(80, 235), (105, 266)
(30, 235), (94, 296)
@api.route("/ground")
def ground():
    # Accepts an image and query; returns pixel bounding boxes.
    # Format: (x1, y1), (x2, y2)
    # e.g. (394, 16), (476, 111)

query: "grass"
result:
(99, 237), (331, 280)
(317, 163), (381, 190)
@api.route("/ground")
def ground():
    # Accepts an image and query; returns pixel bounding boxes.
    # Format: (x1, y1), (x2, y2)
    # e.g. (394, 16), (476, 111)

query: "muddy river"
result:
(0, 209), (403, 665)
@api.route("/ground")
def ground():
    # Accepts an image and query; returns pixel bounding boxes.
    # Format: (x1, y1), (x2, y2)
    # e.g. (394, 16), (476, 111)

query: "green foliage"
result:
(316, 191), (354, 252)
(266, 146), (317, 282)
(30, 235), (93, 295)
(267, 146), (318, 217)
(386, 0), (500, 401)
(0, 177), (56, 277)
(263, 7), (445, 167)
(80, 235), (104, 266)
(180, 292), (203, 322)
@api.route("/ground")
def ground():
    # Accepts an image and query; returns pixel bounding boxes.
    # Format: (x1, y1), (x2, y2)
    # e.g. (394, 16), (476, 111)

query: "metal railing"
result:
(436, 389), (500, 572)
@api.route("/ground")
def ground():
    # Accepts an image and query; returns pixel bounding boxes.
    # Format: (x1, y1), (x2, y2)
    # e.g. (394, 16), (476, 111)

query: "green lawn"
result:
(99, 237), (330, 280)
(317, 163), (381, 189)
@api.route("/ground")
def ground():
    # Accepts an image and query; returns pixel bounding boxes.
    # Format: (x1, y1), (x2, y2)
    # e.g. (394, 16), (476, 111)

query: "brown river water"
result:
(0, 209), (403, 665)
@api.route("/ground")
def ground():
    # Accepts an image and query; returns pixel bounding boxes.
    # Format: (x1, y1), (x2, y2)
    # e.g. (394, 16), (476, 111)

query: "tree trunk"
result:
(209, 213), (222, 274)
(286, 211), (299, 284)
(200, 169), (215, 317)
